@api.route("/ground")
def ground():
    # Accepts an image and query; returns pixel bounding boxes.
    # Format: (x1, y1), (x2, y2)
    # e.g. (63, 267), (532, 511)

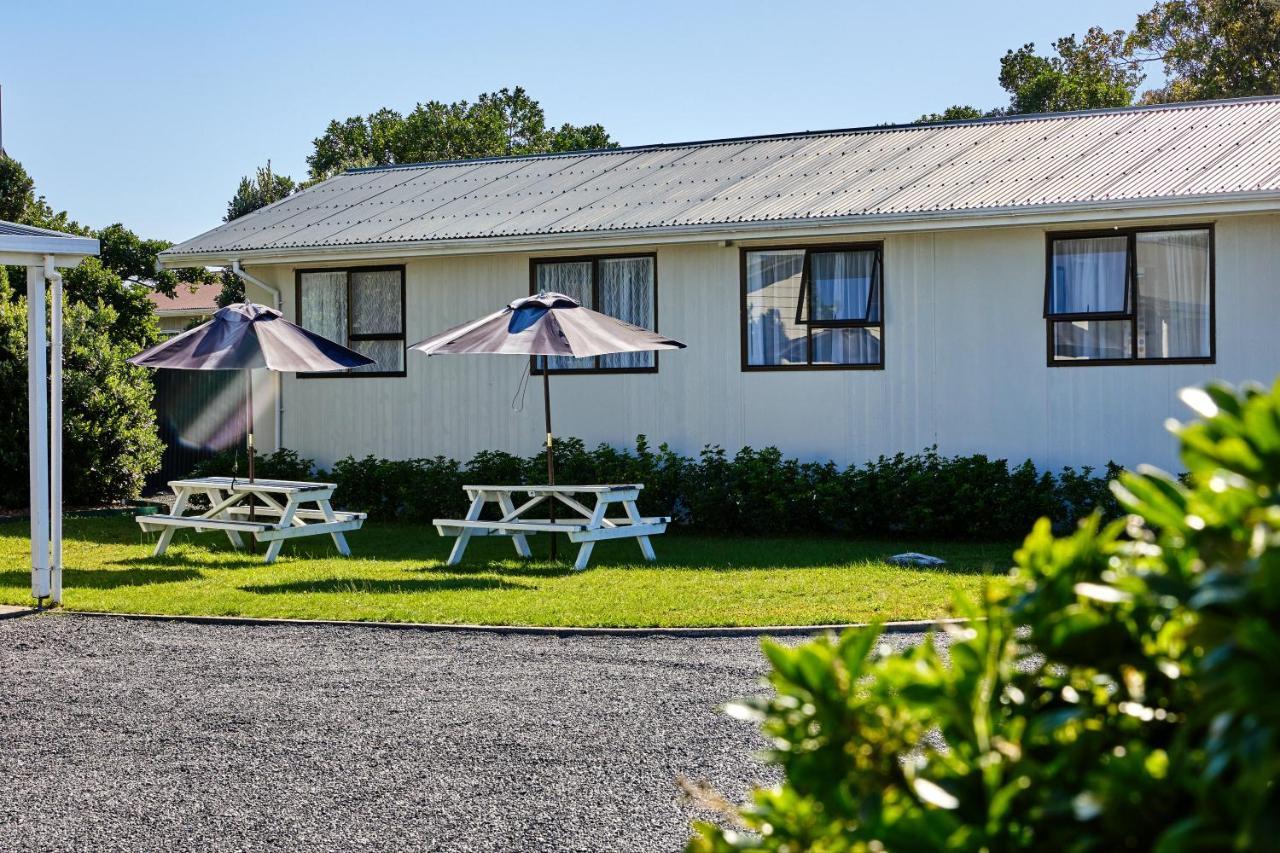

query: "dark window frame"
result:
(739, 241), (886, 372)
(529, 252), (660, 376)
(295, 264), (407, 379)
(1044, 224), (1215, 367)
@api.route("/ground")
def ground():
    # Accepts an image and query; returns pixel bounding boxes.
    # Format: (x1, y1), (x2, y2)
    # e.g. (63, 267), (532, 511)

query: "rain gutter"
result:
(155, 191), (1280, 269)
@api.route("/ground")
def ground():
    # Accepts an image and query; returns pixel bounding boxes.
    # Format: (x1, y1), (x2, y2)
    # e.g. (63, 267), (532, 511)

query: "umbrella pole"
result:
(543, 368), (557, 561)
(246, 370), (256, 553)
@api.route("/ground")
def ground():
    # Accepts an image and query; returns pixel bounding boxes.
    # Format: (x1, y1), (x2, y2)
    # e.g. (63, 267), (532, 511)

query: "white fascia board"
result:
(0, 250), (96, 267)
(0, 233), (100, 260)
(155, 192), (1280, 269)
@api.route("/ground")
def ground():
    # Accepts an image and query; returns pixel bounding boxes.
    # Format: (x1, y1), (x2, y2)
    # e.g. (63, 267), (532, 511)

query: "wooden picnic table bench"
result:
(434, 484), (670, 571)
(136, 476), (365, 564)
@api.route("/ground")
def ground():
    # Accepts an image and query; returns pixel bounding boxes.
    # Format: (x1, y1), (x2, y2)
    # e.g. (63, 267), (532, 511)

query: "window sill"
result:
(296, 371), (408, 379)
(534, 366), (660, 376)
(742, 363), (885, 372)
(1047, 357), (1214, 368)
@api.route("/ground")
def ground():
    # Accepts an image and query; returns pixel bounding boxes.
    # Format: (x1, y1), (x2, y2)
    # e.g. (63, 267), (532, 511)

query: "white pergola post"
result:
(27, 264), (50, 601)
(49, 255), (64, 603)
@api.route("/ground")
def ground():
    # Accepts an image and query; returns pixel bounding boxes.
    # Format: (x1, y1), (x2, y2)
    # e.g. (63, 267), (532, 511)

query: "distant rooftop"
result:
(145, 280), (221, 313)
(163, 96), (1280, 260)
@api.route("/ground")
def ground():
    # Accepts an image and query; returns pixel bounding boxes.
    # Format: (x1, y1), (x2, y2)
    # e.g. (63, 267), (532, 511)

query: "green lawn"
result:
(0, 516), (1012, 627)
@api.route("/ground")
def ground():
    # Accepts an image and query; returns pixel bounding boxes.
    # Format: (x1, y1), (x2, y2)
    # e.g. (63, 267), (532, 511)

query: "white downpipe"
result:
(27, 264), (49, 602)
(45, 257), (64, 605)
(230, 261), (283, 450)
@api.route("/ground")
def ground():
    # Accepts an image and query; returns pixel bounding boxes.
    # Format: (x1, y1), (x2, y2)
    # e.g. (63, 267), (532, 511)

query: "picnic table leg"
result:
(496, 493), (532, 559)
(572, 495), (610, 572)
(211, 489), (245, 551)
(153, 488), (191, 557)
(624, 500), (657, 562)
(573, 542), (595, 571)
(447, 491), (487, 566)
(262, 494), (301, 564)
(318, 499), (352, 556)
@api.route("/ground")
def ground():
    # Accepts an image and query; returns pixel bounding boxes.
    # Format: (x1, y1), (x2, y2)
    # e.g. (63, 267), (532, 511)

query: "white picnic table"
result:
(137, 476), (365, 564)
(434, 484), (670, 571)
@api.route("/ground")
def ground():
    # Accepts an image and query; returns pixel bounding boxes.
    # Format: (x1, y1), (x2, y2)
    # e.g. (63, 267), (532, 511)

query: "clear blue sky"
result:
(3, 0), (1151, 242)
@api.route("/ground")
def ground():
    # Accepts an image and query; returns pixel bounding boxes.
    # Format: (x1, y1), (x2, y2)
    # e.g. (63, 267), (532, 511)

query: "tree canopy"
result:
(305, 86), (615, 181)
(1129, 0), (1280, 102)
(225, 160), (297, 222)
(917, 0), (1280, 123)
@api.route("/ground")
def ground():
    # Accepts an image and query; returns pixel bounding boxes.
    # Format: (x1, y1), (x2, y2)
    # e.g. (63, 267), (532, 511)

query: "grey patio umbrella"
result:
(129, 302), (374, 484)
(410, 291), (686, 557)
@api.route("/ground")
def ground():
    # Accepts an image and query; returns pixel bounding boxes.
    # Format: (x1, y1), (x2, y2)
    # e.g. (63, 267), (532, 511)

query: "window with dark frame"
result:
(296, 266), (406, 377)
(1045, 226), (1213, 365)
(741, 243), (884, 370)
(530, 254), (658, 373)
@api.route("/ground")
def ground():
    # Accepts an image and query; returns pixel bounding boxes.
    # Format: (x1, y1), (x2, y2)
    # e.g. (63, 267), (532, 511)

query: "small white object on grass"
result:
(888, 552), (947, 567)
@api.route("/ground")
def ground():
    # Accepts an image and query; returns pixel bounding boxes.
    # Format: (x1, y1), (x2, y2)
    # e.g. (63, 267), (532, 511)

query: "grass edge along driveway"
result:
(0, 517), (1011, 628)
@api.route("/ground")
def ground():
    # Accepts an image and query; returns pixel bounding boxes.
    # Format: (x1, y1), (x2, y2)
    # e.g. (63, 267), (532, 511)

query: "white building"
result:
(158, 97), (1280, 473)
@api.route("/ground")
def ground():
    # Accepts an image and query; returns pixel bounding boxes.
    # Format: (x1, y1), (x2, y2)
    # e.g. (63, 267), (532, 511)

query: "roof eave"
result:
(0, 232), (100, 265)
(156, 191), (1280, 269)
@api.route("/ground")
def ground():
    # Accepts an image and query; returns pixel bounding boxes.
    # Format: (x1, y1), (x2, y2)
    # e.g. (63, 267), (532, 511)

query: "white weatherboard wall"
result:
(254, 212), (1280, 474)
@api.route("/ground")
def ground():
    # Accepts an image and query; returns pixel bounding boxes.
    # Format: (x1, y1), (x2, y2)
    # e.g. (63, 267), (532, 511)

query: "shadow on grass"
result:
(239, 576), (532, 595)
(422, 541), (1005, 576)
(0, 567), (203, 590)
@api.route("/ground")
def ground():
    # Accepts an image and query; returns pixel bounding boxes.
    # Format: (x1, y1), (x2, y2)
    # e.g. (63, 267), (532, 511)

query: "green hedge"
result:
(190, 438), (1120, 540)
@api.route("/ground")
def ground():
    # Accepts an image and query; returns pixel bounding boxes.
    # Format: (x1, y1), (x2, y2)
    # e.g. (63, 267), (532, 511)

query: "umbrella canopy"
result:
(129, 302), (374, 372)
(410, 292), (685, 358)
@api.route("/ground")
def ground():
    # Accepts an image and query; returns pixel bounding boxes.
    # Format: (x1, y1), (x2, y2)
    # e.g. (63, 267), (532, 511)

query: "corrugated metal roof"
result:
(0, 220), (87, 239)
(0, 219), (101, 258)
(163, 97), (1280, 258)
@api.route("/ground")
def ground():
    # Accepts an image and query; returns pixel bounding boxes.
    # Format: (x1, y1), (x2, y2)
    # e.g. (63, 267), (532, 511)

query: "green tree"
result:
(998, 28), (1142, 113)
(0, 154), (36, 222)
(214, 268), (244, 308)
(0, 277), (163, 506)
(305, 86), (617, 181)
(61, 257), (163, 350)
(225, 160), (297, 222)
(914, 105), (996, 124)
(690, 380), (1280, 851)
(95, 222), (219, 298)
(1128, 0), (1280, 102)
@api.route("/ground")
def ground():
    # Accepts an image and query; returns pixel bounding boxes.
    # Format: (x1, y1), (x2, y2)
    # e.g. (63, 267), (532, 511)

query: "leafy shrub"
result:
(179, 437), (1120, 539)
(689, 380), (1280, 851)
(189, 447), (319, 483)
(0, 285), (163, 506)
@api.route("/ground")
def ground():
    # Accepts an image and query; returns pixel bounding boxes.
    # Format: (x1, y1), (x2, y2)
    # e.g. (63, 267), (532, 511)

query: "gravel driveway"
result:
(0, 613), (927, 852)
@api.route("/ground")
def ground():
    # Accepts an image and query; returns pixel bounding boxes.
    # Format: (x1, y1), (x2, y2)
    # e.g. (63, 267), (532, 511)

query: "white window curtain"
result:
(598, 257), (655, 369)
(350, 339), (403, 373)
(1052, 320), (1132, 361)
(1050, 236), (1128, 314)
(299, 271), (348, 358)
(812, 327), (881, 365)
(745, 250), (806, 366)
(350, 270), (401, 334)
(537, 261), (593, 370)
(809, 250), (878, 321)
(350, 270), (404, 372)
(1136, 230), (1210, 359)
